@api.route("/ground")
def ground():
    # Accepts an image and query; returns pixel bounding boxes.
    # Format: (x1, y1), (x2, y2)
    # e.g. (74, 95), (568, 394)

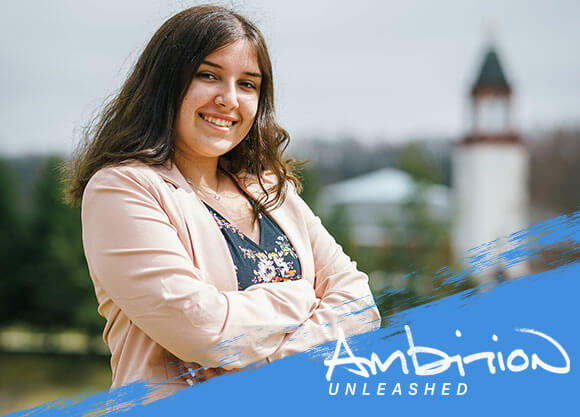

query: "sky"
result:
(1, 0), (579, 156)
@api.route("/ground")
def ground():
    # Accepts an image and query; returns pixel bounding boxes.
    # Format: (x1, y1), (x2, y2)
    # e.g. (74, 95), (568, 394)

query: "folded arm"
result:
(267, 187), (381, 361)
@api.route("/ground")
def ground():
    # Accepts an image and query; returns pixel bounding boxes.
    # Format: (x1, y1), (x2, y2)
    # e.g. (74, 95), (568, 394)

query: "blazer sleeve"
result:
(81, 166), (318, 370)
(267, 187), (381, 361)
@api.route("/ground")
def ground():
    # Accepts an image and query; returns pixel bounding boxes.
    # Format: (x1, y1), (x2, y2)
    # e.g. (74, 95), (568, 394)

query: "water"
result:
(0, 352), (110, 415)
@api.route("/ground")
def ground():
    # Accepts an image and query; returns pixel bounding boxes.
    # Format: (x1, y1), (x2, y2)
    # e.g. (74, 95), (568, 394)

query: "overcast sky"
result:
(1, 0), (579, 156)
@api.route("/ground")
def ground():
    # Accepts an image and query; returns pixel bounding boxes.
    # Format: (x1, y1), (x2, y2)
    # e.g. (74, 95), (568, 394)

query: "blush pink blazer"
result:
(81, 160), (380, 390)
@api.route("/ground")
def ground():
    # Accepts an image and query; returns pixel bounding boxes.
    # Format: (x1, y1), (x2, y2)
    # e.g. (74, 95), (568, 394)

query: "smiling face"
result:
(173, 39), (262, 163)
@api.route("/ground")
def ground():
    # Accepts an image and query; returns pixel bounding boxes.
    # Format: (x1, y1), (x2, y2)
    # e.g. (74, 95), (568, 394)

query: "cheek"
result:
(177, 99), (195, 124)
(244, 99), (260, 125)
(181, 84), (210, 111)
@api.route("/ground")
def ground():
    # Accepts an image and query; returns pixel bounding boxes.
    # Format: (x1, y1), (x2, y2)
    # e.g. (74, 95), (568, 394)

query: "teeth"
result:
(201, 114), (234, 127)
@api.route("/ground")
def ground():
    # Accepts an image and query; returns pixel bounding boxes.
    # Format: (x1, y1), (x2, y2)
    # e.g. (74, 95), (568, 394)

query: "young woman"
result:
(66, 5), (380, 391)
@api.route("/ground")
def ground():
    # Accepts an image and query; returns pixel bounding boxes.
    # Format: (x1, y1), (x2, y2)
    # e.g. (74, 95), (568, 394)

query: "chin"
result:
(202, 144), (240, 158)
(175, 135), (245, 160)
(210, 139), (245, 155)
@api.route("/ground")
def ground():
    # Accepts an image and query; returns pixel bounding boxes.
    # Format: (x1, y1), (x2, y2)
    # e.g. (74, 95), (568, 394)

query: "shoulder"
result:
(236, 171), (303, 212)
(235, 169), (297, 195)
(86, 160), (177, 189)
(87, 160), (157, 183)
(83, 161), (171, 205)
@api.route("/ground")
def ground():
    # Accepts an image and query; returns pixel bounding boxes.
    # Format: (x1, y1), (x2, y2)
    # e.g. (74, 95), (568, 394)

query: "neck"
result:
(173, 151), (220, 189)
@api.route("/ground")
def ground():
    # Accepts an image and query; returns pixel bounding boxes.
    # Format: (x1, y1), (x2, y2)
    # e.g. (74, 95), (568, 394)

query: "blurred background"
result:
(1, 0), (579, 414)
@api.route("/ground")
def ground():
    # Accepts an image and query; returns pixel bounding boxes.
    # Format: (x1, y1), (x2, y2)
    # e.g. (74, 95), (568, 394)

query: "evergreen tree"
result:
(21, 156), (103, 336)
(0, 159), (30, 326)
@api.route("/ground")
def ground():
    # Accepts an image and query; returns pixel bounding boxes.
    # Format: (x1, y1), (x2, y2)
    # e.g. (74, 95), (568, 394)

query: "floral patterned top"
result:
(203, 202), (302, 290)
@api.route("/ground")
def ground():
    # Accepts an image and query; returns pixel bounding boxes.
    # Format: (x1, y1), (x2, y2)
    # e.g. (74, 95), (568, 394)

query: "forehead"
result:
(203, 39), (261, 73)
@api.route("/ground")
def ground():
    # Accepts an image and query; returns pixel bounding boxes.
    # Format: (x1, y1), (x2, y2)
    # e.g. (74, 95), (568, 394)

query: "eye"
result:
(196, 71), (217, 80)
(239, 80), (257, 90)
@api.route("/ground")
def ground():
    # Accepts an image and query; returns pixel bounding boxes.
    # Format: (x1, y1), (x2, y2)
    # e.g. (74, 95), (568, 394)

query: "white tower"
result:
(452, 46), (529, 283)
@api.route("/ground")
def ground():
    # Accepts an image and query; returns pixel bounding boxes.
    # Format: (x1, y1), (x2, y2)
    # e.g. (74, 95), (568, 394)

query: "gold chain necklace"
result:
(185, 171), (222, 200)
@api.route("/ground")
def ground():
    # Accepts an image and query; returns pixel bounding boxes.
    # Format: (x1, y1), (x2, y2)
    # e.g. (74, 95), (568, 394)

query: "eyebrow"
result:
(201, 60), (262, 78)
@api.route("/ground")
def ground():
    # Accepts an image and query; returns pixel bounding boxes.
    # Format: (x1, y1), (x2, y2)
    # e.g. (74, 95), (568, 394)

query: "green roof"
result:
(474, 47), (509, 89)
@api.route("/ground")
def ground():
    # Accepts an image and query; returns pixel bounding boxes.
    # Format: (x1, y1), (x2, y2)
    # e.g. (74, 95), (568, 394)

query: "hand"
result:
(178, 361), (228, 386)
(178, 359), (269, 386)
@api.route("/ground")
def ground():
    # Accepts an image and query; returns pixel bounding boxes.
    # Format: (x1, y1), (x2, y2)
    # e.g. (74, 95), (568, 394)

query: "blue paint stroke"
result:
(6, 210), (579, 416)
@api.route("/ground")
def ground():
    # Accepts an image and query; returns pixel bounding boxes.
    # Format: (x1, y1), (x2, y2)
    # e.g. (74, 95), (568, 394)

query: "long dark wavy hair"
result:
(64, 5), (301, 220)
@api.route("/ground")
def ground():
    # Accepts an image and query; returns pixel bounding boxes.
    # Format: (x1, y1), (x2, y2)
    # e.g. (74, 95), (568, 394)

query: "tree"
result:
(529, 129), (580, 215)
(397, 141), (443, 185)
(19, 156), (103, 338)
(296, 163), (320, 210)
(0, 159), (30, 325)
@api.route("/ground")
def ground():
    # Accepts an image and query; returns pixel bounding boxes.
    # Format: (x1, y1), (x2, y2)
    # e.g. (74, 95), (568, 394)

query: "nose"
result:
(215, 81), (239, 111)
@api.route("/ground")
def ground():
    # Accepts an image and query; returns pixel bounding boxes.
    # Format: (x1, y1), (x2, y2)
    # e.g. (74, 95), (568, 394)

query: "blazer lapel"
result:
(151, 161), (238, 291)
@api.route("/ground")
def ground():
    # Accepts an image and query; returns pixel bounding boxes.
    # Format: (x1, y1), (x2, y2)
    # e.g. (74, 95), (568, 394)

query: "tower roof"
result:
(472, 47), (510, 93)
